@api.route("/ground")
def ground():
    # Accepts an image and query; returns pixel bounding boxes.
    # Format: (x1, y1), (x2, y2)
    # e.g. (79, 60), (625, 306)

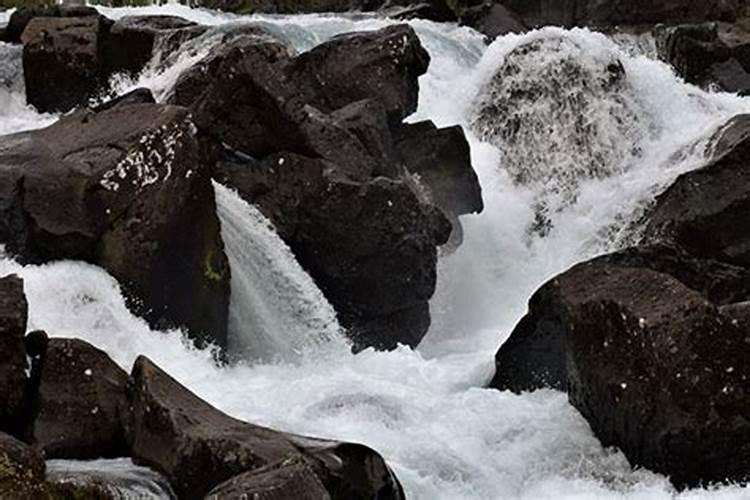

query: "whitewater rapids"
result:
(1, 4), (750, 499)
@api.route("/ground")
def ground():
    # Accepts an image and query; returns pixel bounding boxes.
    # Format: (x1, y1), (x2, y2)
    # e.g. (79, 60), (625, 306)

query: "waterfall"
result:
(1, 4), (750, 499)
(213, 181), (349, 362)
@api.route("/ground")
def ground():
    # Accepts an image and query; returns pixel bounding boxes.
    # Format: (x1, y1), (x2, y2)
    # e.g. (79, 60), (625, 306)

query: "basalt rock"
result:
(394, 121), (483, 217)
(493, 245), (750, 487)
(289, 25), (429, 124)
(0, 275), (27, 434)
(127, 356), (404, 500)
(28, 338), (129, 459)
(491, 244), (750, 392)
(564, 265), (750, 488)
(21, 15), (111, 113)
(644, 114), (750, 267)
(0, 99), (230, 348)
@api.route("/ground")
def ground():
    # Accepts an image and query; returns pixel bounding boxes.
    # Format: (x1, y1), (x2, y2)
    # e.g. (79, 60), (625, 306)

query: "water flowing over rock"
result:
(178, 24), (460, 350)
(644, 114), (750, 265)
(0, 275), (27, 435)
(102, 15), (199, 77)
(471, 31), (648, 234)
(0, 99), (230, 348)
(28, 338), (129, 460)
(127, 356), (404, 500)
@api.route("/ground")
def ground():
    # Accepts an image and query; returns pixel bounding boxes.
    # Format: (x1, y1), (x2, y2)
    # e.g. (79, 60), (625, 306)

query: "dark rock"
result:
(127, 356), (404, 500)
(563, 265), (750, 488)
(206, 458), (331, 500)
(290, 25), (429, 125)
(102, 15), (198, 77)
(0, 275), (27, 434)
(219, 153), (448, 350)
(4, 5), (98, 44)
(0, 430), (118, 499)
(21, 15), (110, 113)
(500, 0), (743, 28)
(0, 101), (230, 348)
(460, 3), (527, 41)
(491, 244), (750, 392)
(394, 121), (483, 217)
(660, 22), (750, 94)
(28, 338), (129, 460)
(0, 432), (45, 498)
(644, 114), (750, 267)
(91, 87), (155, 113)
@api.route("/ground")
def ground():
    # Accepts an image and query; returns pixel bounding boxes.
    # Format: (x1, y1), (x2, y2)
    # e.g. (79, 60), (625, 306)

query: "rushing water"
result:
(1, 4), (750, 499)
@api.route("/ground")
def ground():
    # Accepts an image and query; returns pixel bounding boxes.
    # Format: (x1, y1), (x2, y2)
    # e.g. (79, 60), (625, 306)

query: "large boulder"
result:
(127, 356), (404, 500)
(289, 25), (430, 124)
(27, 338), (129, 459)
(564, 265), (749, 488)
(0, 99), (230, 348)
(499, 0), (743, 28)
(0, 275), (27, 434)
(659, 22), (750, 95)
(491, 244), (750, 392)
(493, 245), (750, 487)
(644, 114), (750, 267)
(21, 15), (111, 113)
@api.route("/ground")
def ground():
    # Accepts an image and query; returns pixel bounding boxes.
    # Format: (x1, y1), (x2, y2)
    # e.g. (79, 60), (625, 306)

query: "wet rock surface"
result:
(127, 356), (404, 500)
(644, 114), (750, 266)
(0, 100), (230, 348)
(0, 275), (27, 434)
(29, 338), (129, 460)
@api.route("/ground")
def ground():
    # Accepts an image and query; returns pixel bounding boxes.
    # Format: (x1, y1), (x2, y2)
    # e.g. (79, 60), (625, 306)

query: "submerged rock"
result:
(28, 339), (129, 460)
(644, 114), (750, 265)
(0, 275), (27, 435)
(127, 356), (404, 500)
(0, 99), (230, 348)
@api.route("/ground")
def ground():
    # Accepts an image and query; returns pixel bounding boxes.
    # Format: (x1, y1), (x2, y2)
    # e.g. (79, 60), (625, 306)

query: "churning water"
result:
(1, 4), (749, 499)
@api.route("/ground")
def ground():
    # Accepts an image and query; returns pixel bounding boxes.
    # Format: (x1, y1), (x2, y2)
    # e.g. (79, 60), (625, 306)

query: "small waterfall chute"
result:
(213, 181), (349, 363)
